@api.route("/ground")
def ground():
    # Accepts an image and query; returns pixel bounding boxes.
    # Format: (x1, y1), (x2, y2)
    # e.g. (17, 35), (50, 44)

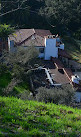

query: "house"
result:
(8, 29), (64, 60)
(5, 29), (81, 102)
(8, 29), (80, 82)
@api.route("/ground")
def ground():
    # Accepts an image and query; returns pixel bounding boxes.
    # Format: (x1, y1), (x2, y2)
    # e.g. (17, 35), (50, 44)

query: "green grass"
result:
(63, 36), (81, 63)
(0, 38), (81, 137)
(0, 96), (81, 137)
(14, 82), (30, 94)
(11, 82), (31, 99)
(0, 70), (31, 97)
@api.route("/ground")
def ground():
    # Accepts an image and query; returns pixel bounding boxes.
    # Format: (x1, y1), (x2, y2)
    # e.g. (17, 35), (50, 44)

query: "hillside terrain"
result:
(0, 68), (81, 137)
(0, 37), (81, 137)
(0, 96), (81, 137)
(0, 0), (81, 136)
(63, 37), (81, 63)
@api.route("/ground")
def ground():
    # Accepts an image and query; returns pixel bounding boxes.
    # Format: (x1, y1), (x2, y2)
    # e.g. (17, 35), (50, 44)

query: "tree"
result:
(0, 45), (39, 95)
(0, 24), (14, 54)
(0, 24), (13, 38)
(0, 0), (81, 38)
(40, 0), (81, 34)
(36, 84), (75, 105)
(0, 0), (47, 29)
(0, 0), (30, 25)
(1, 45), (38, 79)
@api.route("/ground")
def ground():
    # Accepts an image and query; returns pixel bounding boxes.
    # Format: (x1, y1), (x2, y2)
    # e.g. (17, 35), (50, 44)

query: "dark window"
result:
(56, 38), (61, 42)
(39, 48), (44, 53)
(24, 46), (27, 48)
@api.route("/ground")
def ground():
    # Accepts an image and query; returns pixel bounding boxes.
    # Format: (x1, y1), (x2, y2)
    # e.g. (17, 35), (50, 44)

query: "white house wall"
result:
(8, 37), (10, 51)
(8, 38), (17, 52)
(44, 38), (58, 60)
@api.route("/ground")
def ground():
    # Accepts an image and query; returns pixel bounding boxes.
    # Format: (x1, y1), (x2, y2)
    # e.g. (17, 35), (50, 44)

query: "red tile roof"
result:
(9, 29), (35, 44)
(43, 61), (70, 84)
(9, 29), (51, 46)
(63, 68), (73, 82)
(35, 29), (51, 37)
(22, 34), (45, 47)
(51, 57), (73, 83)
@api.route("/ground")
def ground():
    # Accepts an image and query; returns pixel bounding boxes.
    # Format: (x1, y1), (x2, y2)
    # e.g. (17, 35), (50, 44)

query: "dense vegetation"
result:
(0, 1), (81, 136)
(40, 0), (81, 35)
(0, 24), (13, 38)
(0, 0), (81, 38)
(0, 51), (81, 136)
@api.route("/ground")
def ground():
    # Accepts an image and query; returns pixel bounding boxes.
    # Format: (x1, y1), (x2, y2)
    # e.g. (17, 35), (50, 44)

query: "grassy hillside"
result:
(0, 37), (81, 137)
(63, 36), (81, 63)
(0, 71), (30, 98)
(0, 96), (81, 137)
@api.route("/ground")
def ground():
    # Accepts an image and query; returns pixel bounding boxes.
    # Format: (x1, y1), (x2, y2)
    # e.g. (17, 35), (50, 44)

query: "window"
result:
(56, 38), (61, 42)
(39, 48), (44, 53)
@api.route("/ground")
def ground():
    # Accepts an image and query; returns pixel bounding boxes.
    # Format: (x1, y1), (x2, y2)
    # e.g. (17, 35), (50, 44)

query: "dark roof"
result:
(58, 49), (71, 59)
(9, 29), (51, 46)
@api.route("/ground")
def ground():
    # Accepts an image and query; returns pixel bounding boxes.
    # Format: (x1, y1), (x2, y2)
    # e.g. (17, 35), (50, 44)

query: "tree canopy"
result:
(0, 0), (81, 37)
(39, 0), (81, 34)
(0, 24), (13, 38)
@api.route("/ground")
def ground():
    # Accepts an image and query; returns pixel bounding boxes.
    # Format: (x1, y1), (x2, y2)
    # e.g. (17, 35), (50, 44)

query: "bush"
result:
(73, 28), (81, 40)
(0, 64), (9, 75)
(36, 84), (75, 105)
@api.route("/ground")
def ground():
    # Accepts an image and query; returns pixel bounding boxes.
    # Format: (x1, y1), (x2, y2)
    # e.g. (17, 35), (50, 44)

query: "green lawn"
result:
(0, 96), (81, 137)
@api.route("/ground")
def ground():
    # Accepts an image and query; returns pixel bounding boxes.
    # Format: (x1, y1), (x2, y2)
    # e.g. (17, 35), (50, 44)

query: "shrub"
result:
(36, 84), (75, 105)
(0, 64), (9, 75)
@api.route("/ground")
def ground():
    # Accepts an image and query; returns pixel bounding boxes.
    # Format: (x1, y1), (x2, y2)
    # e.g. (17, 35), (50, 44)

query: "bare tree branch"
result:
(0, 0), (28, 17)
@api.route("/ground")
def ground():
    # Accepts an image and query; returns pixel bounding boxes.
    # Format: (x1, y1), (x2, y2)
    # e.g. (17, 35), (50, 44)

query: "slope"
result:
(0, 96), (81, 137)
